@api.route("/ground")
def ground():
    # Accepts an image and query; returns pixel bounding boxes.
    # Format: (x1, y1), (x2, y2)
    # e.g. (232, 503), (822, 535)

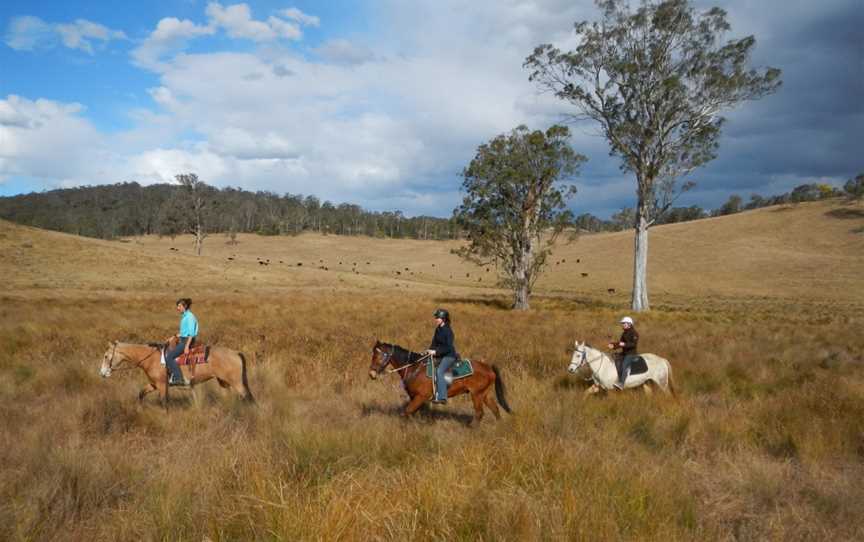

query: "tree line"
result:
(0, 180), (461, 241)
(2, 175), (854, 245)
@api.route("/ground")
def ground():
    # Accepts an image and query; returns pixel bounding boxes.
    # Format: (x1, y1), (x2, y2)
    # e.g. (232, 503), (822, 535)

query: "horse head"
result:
(99, 340), (119, 378)
(567, 340), (588, 374)
(369, 340), (394, 380)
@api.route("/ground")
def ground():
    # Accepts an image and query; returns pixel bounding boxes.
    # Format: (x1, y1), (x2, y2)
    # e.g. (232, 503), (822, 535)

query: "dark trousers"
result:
(165, 337), (194, 380)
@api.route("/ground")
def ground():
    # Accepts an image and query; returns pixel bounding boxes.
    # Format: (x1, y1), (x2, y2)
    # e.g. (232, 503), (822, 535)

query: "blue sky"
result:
(1, 1), (861, 218)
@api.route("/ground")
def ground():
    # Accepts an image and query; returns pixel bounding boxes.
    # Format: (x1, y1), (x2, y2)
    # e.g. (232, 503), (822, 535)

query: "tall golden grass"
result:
(0, 200), (862, 540)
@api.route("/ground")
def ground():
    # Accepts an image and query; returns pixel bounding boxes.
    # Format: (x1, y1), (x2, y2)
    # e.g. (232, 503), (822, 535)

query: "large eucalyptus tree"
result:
(454, 125), (585, 310)
(525, 0), (781, 311)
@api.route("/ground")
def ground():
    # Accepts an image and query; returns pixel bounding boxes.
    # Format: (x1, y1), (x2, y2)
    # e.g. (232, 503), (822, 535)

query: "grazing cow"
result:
(581, 273), (588, 277)
(297, 262), (302, 266)
(607, 288), (616, 294)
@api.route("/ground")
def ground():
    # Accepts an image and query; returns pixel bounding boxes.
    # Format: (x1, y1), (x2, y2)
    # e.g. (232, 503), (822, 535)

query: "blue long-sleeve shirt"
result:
(179, 310), (198, 338)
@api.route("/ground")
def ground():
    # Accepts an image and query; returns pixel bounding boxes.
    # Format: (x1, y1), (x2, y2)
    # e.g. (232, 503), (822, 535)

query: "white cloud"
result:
(0, 95), (106, 181)
(4, 15), (126, 54)
(205, 2), (302, 42)
(55, 19), (127, 54)
(315, 39), (376, 65)
(280, 7), (320, 27)
(131, 17), (215, 71)
(4, 16), (54, 51)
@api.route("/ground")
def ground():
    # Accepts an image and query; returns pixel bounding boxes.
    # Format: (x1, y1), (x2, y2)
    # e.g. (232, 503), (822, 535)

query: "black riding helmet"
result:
(433, 308), (449, 321)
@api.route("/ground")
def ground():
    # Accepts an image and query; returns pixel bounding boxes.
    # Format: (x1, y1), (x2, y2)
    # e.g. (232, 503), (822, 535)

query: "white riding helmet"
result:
(619, 316), (634, 325)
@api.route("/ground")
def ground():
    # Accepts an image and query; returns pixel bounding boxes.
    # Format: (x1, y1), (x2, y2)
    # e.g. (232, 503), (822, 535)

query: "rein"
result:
(109, 344), (161, 373)
(386, 351), (431, 374)
(578, 346), (608, 380)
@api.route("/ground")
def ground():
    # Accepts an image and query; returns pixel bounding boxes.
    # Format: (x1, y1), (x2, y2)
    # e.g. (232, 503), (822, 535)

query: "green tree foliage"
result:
(717, 194), (743, 215)
(454, 125), (585, 310)
(0, 182), (460, 241)
(611, 207), (636, 230)
(843, 173), (864, 200)
(525, 0), (781, 311)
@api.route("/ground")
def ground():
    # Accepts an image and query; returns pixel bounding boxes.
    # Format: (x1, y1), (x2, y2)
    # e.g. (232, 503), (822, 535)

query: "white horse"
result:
(567, 340), (676, 396)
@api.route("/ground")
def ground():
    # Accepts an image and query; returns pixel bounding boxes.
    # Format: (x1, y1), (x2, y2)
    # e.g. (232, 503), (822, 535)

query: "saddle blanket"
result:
(160, 345), (210, 366)
(426, 358), (474, 381)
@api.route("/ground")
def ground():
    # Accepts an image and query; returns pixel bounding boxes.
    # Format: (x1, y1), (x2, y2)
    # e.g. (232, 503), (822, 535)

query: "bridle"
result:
(373, 345), (396, 374)
(573, 345), (606, 374)
(103, 343), (160, 375)
(373, 344), (430, 376)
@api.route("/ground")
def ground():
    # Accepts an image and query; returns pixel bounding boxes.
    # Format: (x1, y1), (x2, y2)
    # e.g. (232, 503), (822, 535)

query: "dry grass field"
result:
(1, 199), (863, 541)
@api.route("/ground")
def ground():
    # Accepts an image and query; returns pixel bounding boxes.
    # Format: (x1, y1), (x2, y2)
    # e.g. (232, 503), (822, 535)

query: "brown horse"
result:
(98, 340), (254, 407)
(368, 340), (512, 424)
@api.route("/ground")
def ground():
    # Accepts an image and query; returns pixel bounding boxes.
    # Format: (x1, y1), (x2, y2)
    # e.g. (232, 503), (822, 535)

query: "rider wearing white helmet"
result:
(608, 316), (639, 390)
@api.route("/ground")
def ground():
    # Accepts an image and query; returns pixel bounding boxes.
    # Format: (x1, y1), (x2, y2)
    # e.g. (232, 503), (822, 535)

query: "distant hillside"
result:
(3, 199), (862, 303)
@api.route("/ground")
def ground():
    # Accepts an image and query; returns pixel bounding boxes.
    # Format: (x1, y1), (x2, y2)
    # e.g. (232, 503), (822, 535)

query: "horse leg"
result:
(139, 383), (156, 402)
(402, 395), (426, 417)
(584, 383), (601, 396)
(157, 382), (168, 410)
(483, 391), (501, 420)
(643, 382), (654, 396)
(469, 391), (485, 426)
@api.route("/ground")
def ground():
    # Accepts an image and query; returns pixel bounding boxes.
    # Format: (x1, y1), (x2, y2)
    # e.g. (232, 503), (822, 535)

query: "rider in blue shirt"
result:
(165, 298), (198, 386)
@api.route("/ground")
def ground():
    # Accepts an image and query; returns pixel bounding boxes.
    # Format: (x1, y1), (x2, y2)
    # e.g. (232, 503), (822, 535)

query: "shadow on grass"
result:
(825, 208), (864, 220)
(434, 297), (511, 310)
(360, 401), (475, 425)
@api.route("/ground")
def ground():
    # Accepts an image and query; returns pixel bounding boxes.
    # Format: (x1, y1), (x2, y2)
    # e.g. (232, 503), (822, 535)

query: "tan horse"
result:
(98, 341), (254, 407)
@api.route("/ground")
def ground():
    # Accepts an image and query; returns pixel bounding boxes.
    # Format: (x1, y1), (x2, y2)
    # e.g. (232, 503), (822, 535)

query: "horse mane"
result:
(147, 342), (165, 349)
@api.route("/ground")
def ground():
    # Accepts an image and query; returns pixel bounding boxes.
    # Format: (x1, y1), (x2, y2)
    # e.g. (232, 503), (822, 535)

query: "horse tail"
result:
(666, 361), (677, 398)
(492, 365), (513, 414)
(239, 352), (255, 404)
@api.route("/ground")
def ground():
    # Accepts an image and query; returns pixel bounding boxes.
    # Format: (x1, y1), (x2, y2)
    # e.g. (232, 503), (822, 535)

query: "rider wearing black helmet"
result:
(427, 308), (457, 404)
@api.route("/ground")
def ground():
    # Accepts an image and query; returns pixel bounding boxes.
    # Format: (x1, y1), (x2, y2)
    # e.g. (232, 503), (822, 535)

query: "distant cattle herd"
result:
(166, 247), (619, 293)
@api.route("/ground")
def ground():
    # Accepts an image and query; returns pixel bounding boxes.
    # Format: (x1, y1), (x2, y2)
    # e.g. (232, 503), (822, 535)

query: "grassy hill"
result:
(3, 198), (862, 302)
(0, 199), (862, 541)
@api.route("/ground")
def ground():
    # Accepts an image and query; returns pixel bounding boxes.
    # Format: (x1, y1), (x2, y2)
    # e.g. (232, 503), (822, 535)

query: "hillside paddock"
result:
(0, 199), (862, 540)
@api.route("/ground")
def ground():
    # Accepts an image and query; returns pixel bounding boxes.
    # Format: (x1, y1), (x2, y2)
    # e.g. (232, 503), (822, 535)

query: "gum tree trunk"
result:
(513, 227), (533, 310)
(631, 196), (650, 312)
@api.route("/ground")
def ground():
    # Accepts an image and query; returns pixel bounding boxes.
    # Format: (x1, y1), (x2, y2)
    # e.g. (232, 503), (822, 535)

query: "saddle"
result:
(174, 345), (210, 366)
(617, 355), (648, 377)
(426, 358), (474, 382)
